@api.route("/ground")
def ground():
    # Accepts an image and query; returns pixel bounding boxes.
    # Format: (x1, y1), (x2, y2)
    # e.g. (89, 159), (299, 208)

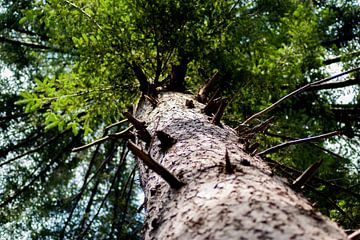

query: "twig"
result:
(0, 130), (69, 168)
(262, 157), (354, 223)
(257, 131), (342, 156)
(308, 77), (360, 91)
(263, 156), (360, 200)
(63, 0), (102, 30)
(78, 148), (129, 239)
(72, 126), (133, 152)
(104, 119), (128, 130)
(127, 141), (184, 189)
(236, 116), (274, 134)
(242, 67), (360, 125)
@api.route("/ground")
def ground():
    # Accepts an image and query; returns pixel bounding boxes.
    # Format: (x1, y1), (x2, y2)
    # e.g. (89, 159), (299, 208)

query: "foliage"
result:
(0, 0), (359, 238)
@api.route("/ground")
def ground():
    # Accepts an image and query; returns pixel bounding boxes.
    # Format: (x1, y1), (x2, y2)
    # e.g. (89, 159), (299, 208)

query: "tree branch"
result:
(323, 50), (360, 65)
(0, 130), (69, 168)
(242, 67), (360, 125)
(258, 131), (342, 156)
(63, 0), (102, 30)
(0, 135), (77, 208)
(263, 156), (360, 200)
(308, 77), (360, 91)
(71, 126), (133, 152)
(292, 160), (323, 189)
(197, 72), (220, 103)
(123, 112), (151, 145)
(0, 35), (64, 52)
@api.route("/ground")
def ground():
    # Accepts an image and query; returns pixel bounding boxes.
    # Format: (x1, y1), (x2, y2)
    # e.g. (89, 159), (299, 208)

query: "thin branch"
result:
(104, 119), (128, 131)
(109, 143), (130, 237)
(323, 50), (360, 65)
(0, 136), (77, 208)
(0, 35), (64, 52)
(0, 128), (41, 158)
(60, 135), (103, 239)
(76, 178), (101, 237)
(308, 77), (360, 91)
(242, 67), (360, 125)
(263, 157), (356, 223)
(258, 131), (342, 156)
(72, 126), (133, 152)
(117, 166), (136, 239)
(306, 184), (354, 224)
(63, 0), (102, 30)
(0, 111), (32, 122)
(348, 229), (360, 240)
(0, 130), (69, 168)
(79, 158), (132, 240)
(264, 131), (348, 161)
(264, 157), (360, 200)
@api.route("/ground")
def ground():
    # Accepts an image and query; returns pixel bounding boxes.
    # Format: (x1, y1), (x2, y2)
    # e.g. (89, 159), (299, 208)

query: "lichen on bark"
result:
(134, 92), (347, 240)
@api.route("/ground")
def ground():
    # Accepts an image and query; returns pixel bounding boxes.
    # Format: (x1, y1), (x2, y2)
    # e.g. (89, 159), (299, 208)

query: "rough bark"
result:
(134, 92), (347, 240)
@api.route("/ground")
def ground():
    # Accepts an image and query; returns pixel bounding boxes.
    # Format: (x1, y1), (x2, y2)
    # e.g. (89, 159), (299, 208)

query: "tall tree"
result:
(0, 0), (359, 239)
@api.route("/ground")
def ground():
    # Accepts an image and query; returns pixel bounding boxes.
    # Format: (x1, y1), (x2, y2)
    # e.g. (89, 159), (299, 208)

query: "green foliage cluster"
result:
(0, 0), (359, 238)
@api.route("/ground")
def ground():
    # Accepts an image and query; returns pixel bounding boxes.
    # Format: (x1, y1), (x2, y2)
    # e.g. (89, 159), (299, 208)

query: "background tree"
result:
(0, 0), (359, 238)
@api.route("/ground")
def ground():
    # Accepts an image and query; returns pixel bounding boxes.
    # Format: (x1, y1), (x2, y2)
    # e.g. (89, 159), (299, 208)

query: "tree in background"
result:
(0, 0), (359, 239)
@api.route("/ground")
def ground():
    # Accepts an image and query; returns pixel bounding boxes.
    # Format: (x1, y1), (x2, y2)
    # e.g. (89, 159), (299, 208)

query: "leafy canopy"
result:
(15, 0), (326, 135)
(1, 0), (360, 238)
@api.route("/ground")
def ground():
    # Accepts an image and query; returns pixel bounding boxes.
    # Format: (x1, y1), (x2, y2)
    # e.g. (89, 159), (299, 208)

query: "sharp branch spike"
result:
(123, 112), (151, 145)
(211, 98), (228, 126)
(127, 141), (184, 189)
(225, 149), (234, 174)
(156, 131), (177, 151)
(144, 94), (158, 108)
(197, 71), (220, 103)
(292, 159), (323, 190)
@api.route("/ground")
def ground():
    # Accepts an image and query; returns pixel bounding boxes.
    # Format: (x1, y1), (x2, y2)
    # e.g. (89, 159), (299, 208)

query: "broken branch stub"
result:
(127, 141), (184, 189)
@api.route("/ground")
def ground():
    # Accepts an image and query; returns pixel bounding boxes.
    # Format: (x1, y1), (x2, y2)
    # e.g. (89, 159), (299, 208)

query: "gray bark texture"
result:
(134, 92), (347, 240)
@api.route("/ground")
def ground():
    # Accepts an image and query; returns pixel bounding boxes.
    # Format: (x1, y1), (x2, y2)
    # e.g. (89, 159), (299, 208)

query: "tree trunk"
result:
(134, 92), (347, 240)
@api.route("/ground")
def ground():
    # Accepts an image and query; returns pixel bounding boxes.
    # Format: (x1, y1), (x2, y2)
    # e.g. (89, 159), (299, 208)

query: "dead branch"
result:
(258, 131), (342, 156)
(127, 141), (184, 189)
(242, 67), (360, 125)
(72, 126), (133, 152)
(104, 119), (128, 130)
(123, 112), (151, 144)
(308, 77), (360, 91)
(225, 149), (234, 174)
(211, 98), (228, 126)
(0, 130), (69, 168)
(197, 72), (220, 103)
(292, 160), (323, 189)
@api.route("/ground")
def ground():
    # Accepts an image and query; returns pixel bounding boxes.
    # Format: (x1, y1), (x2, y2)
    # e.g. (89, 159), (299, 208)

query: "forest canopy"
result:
(0, 0), (359, 239)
